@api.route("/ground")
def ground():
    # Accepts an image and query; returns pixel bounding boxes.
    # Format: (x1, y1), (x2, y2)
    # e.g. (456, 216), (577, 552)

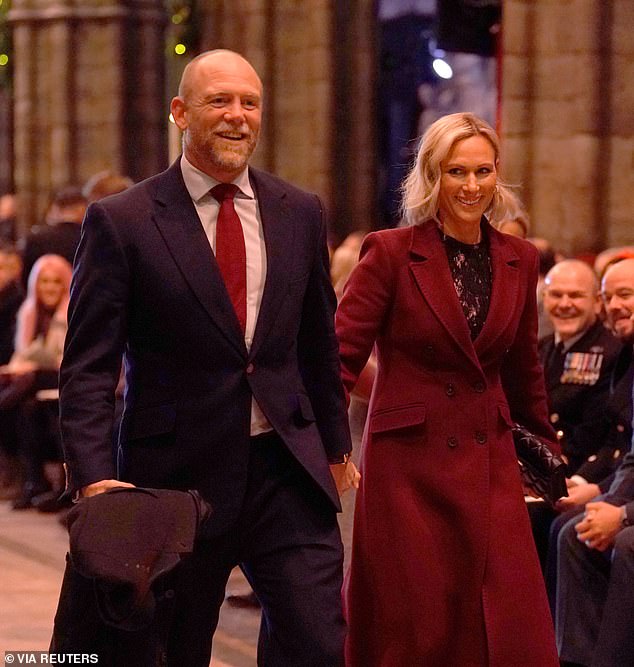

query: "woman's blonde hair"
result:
(401, 112), (515, 227)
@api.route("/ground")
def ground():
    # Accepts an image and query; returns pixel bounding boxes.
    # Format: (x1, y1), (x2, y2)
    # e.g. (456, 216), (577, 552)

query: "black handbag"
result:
(512, 424), (568, 506)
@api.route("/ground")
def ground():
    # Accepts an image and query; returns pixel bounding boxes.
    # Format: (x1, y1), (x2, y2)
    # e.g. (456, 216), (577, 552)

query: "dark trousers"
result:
(51, 433), (345, 666)
(556, 516), (634, 666)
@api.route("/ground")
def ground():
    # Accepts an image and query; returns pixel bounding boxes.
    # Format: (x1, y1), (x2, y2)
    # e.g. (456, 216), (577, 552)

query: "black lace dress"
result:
(442, 228), (492, 340)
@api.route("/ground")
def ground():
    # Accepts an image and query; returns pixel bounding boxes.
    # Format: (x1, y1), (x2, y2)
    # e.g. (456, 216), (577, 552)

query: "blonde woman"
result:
(336, 113), (560, 666)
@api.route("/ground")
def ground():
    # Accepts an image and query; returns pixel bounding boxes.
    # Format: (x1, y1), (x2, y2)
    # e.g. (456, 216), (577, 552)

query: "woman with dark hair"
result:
(336, 113), (560, 665)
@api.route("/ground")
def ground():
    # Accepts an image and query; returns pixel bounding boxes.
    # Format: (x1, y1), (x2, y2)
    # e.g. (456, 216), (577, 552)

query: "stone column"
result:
(9, 0), (168, 230)
(197, 0), (377, 244)
(501, 0), (633, 254)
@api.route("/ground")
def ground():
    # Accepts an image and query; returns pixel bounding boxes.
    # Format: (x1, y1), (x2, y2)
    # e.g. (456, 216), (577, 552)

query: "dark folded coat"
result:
(67, 486), (211, 630)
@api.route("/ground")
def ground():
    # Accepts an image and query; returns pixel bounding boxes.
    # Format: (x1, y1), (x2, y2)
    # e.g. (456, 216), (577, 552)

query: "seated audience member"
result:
(0, 244), (25, 365)
(330, 231), (365, 301)
(540, 260), (622, 474)
(497, 194), (530, 238)
(530, 236), (559, 340)
(0, 255), (73, 509)
(554, 258), (634, 667)
(20, 187), (87, 286)
(529, 260), (624, 565)
(0, 193), (18, 244)
(594, 246), (634, 280)
(0, 244), (25, 498)
(82, 170), (133, 203)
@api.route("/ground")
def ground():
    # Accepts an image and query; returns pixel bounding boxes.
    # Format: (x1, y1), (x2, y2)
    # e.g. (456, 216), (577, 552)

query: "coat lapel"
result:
(150, 160), (247, 357)
(473, 224), (520, 356)
(248, 169), (294, 359)
(408, 221), (481, 370)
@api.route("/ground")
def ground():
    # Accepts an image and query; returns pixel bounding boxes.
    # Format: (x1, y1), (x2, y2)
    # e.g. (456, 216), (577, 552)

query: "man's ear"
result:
(170, 97), (188, 131)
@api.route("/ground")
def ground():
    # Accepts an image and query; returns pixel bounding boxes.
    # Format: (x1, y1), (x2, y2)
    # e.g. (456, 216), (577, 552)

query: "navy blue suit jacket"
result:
(59, 159), (351, 533)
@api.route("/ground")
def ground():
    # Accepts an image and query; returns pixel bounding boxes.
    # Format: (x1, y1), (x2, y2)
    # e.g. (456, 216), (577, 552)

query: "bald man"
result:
(52, 50), (356, 665)
(539, 260), (622, 475)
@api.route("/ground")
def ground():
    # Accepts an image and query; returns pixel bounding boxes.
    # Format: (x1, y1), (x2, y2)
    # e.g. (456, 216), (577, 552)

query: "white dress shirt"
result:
(180, 155), (272, 435)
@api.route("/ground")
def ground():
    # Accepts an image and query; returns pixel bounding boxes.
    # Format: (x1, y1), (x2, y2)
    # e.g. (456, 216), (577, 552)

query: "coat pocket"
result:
(125, 403), (177, 441)
(497, 403), (514, 429)
(369, 403), (426, 434)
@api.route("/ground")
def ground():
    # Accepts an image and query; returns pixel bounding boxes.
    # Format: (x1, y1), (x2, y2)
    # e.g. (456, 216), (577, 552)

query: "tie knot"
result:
(211, 183), (239, 203)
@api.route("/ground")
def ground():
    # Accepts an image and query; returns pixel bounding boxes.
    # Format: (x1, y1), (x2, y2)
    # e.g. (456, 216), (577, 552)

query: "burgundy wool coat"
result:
(336, 220), (560, 666)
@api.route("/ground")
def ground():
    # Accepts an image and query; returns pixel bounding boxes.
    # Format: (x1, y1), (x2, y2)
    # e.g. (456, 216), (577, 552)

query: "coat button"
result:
(445, 383), (456, 397)
(246, 363), (255, 374)
(474, 381), (485, 393)
(447, 436), (458, 448)
(475, 431), (487, 444)
(425, 344), (434, 355)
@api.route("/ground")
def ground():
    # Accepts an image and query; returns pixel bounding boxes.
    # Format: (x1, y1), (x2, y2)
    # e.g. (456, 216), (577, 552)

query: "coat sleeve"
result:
(605, 446), (634, 506)
(500, 245), (560, 452)
(59, 202), (130, 494)
(297, 197), (352, 460)
(335, 231), (394, 398)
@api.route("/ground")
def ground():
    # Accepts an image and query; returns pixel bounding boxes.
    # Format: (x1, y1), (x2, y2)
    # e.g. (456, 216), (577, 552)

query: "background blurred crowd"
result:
(0, 171), (132, 512)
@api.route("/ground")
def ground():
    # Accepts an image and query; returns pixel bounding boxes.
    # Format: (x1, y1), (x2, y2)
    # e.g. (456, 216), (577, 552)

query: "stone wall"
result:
(8, 1), (630, 250)
(197, 0), (376, 243)
(8, 0), (167, 230)
(501, 0), (634, 254)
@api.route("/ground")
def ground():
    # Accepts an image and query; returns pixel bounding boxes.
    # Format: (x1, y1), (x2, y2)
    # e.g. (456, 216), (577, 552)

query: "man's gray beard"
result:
(210, 145), (252, 173)
(183, 130), (258, 172)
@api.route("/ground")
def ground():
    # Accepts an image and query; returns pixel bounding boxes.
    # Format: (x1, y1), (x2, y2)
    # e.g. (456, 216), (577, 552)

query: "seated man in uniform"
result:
(539, 259), (622, 476)
(555, 257), (634, 667)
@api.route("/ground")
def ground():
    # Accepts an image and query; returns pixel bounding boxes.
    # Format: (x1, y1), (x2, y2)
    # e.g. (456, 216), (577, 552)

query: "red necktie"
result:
(211, 183), (247, 333)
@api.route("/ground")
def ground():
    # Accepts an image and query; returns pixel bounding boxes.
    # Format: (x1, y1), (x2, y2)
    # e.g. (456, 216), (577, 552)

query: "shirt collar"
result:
(554, 329), (587, 352)
(180, 154), (255, 203)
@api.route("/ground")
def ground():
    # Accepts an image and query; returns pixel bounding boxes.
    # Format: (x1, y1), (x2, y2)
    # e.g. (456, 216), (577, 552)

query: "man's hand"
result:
(555, 482), (600, 511)
(574, 501), (623, 551)
(80, 479), (136, 498)
(329, 460), (361, 496)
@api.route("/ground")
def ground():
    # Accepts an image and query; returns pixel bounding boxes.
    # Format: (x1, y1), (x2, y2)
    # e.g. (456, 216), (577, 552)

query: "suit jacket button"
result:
(246, 363), (255, 374)
(445, 383), (456, 397)
(447, 436), (458, 448)
(474, 381), (485, 393)
(475, 431), (487, 444)
(425, 345), (434, 355)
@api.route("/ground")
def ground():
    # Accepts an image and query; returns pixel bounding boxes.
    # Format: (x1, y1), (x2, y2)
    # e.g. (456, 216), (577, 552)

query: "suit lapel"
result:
(151, 160), (246, 356)
(408, 222), (480, 370)
(473, 224), (520, 355)
(248, 169), (294, 359)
